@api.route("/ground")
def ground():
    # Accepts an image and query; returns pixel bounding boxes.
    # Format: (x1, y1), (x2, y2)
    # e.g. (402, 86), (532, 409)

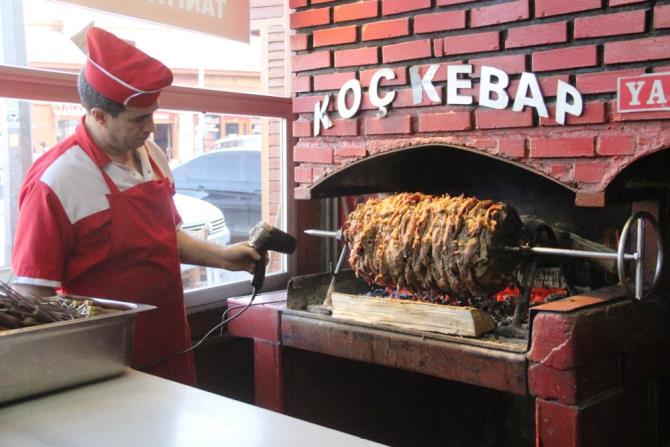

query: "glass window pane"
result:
(15, 0), (289, 97)
(171, 112), (286, 291)
(0, 99), (287, 292)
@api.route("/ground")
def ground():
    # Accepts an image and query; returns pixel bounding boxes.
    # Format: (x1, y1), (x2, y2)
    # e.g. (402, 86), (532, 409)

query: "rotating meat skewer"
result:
(507, 212), (663, 301)
(306, 211), (664, 302)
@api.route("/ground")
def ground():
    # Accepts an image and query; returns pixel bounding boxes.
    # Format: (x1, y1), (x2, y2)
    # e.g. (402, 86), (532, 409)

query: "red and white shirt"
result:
(12, 117), (180, 288)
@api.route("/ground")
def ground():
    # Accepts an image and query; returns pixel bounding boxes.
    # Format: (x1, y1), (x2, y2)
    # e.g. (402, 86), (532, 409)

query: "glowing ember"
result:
(494, 286), (567, 305)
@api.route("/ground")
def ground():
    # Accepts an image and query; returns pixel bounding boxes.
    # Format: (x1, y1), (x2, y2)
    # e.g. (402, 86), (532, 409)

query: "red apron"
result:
(64, 154), (196, 386)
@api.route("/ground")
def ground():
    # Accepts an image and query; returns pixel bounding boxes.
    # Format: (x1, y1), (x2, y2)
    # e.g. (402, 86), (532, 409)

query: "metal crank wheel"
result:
(616, 212), (664, 301)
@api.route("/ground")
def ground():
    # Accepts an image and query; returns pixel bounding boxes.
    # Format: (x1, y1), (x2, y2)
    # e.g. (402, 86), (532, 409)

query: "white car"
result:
(173, 193), (231, 246)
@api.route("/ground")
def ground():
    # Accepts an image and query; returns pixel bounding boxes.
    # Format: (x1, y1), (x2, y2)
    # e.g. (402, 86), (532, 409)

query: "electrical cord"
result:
(138, 290), (287, 371)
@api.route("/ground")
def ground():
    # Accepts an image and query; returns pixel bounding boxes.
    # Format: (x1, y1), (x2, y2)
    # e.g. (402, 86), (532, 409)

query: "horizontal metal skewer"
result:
(306, 210), (663, 302)
(304, 229), (343, 240)
(305, 229), (639, 261)
(505, 246), (638, 261)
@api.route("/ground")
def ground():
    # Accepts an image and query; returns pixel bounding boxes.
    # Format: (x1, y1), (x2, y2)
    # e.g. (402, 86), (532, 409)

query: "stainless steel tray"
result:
(0, 297), (154, 405)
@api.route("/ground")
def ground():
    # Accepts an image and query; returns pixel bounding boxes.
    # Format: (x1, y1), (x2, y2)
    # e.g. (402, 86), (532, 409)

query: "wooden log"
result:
(331, 292), (497, 337)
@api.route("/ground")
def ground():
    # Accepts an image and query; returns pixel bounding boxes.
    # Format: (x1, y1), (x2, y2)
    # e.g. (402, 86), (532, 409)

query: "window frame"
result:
(0, 65), (296, 309)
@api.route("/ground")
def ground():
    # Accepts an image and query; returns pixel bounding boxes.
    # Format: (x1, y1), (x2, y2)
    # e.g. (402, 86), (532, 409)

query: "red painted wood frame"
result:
(0, 65), (293, 118)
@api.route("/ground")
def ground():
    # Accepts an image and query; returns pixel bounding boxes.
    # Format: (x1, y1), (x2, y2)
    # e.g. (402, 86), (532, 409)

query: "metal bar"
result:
(304, 229), (342, 240)
(506, 246), (638, 261)
(635, 219), (645, 300)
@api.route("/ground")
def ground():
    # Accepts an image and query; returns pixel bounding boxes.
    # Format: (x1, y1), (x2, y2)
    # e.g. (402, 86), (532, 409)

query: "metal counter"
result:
(0, 370), (383, 447)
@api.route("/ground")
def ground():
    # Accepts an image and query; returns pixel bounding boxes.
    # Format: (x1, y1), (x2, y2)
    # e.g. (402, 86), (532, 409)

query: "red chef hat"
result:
(83, 27), (173, 107)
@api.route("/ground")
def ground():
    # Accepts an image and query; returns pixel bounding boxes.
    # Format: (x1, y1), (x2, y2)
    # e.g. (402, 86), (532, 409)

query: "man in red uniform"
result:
(11, 27), (261, 386)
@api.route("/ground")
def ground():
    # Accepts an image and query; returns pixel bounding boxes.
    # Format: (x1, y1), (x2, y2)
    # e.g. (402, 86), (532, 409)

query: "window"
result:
(0, 0), (293, 306)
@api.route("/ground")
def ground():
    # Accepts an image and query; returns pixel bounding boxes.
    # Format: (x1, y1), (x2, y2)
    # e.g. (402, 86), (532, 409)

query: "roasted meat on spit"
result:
(343, 193), (525, 298)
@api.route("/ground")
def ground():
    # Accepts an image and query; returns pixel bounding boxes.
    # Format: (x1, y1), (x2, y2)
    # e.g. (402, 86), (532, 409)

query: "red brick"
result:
(529, 357), (619, 405)
(292, 120), (311, 137)
(609, 0), (646, 5)
(654, 4), (670, 29)
(334, 1), (378, 23)
(575, 191), (605, 207)
(532, 45), (597, 72)
(567, 101), (607, 125)
(437, 0), (477, 4)
(498, 139), (526, 157)
(505, 21), (567, 48)
(293, 94), (330, 113)
(475, 108), (533, 129)
(471, 0), (529, 28)
(335, 47), (378, 67)
(292, 51), (331, 72)
(289, 0), (308, 8)
(537, 74), (571, 97)
(529, 137), (595, 158)
(382, 39), (432, 63)
(313, 72), (356, 91)
(364, 114), (412, 135)
(362, 18), (409, 41)
(290, 34), (309, 51)
(320, 119), (359, 136)
(470, 54), (526, 77)
(654, 65), (670, 72)
(443, 31), (500, 56)
(574, 160), (610, 183)
(294, 187), (309, 200)
(474, 138), (498, 149)
(294, 166), (313, 183)
(312, 167), (328, 180)
(576, 69), (646, 94)
(290, 8), (330, 29)
(312, 0), (334, 3)
(382, 0), (430, 15)
(389, 87), (444, 107)
(540, 101), (607, 126)
(535, 0), (601, 18)
(359, 66), (407, 87)
(335, 146), (367, 158)
(610, 100), (670, 120)
(605, 36), (670, 64)
(597, 136), (635, 155)
(313, 25), (357, 47)
(294, 147), (334, 163)
(433, 39), (444, 57)
(418, 110), (472, 132)
(415, 62), (459, 82)
(292, 76), (312, 93)
(574, 10), (646, 39)
(414, 10), (466, 34)
(550, 162), (571, 178)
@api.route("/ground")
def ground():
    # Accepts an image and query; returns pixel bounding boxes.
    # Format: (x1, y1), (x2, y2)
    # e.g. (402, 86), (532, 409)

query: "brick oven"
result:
(228, 1), (670, 446)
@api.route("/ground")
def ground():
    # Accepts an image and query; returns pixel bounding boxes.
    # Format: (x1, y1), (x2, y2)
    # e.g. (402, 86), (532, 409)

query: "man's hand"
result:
(220, 242), (262, 273)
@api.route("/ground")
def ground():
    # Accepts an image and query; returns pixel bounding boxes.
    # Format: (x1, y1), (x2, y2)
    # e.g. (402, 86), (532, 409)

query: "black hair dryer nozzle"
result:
(248, 222), (297, 290)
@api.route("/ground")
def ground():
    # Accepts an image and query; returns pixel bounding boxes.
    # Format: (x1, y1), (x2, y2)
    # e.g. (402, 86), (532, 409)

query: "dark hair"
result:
(77, 70), (125, 117)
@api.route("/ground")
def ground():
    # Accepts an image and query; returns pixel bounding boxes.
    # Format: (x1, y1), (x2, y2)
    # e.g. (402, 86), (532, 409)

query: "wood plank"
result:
(331, 292), (497, 337)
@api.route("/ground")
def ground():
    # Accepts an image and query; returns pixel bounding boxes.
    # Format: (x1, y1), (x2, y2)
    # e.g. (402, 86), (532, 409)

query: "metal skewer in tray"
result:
(305, 211), (664, 304)
(0, 290), (154, 405)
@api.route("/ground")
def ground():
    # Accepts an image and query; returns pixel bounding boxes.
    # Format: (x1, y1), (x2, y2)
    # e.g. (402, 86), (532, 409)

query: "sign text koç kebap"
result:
(313, 63), (584, 136)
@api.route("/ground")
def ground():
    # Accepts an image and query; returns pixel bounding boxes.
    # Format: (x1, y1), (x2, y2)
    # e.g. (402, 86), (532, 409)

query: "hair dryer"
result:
(248, 222), (297, 291)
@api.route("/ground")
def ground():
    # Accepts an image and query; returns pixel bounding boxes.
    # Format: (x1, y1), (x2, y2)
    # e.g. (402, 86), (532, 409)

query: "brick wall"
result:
(289, 0), (670, 205)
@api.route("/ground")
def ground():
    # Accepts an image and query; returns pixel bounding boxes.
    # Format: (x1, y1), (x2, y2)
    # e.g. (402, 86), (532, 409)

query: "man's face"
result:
(103, 103), (159, 152)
